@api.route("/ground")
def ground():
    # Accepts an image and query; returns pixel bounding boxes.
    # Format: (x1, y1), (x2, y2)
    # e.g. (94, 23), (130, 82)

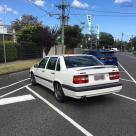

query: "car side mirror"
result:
(34, 64), (39, 68)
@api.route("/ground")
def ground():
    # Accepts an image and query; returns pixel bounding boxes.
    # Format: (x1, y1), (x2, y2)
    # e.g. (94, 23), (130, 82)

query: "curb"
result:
(0, 68), (29, 76)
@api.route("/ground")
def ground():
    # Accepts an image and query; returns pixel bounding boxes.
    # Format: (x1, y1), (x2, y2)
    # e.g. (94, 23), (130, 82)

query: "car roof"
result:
(99, 50), (114, 53)
(45, 54), (93, 58)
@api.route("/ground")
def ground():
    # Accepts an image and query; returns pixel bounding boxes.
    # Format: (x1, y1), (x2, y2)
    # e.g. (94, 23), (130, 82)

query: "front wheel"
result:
(31, 73), (37, 85)
(54, 82), (66, 102)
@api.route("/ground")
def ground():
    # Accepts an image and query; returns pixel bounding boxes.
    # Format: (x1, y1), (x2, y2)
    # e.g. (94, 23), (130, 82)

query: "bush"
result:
(0, 41), (17, 62)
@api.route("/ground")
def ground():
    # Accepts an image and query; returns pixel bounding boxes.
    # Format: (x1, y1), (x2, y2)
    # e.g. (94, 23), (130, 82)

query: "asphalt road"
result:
(0, 52), (136, 136)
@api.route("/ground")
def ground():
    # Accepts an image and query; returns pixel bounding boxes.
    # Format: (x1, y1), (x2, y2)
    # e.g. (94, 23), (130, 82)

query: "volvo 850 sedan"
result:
(30, 55), (122, 102)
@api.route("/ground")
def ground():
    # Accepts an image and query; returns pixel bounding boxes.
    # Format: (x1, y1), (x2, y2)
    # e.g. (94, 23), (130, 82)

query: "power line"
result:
(70, 13), (136, 17)
(27, 0), (50, 16)
(71, 7), (136, 15)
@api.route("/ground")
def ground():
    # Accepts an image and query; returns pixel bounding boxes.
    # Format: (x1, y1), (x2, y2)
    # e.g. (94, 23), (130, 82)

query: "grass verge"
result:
(0, 58), (41, 75)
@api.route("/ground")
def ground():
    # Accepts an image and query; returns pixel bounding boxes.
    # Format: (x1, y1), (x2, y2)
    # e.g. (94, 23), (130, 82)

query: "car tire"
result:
(31, 73), (37, 86)
(54, 82), (66, 102)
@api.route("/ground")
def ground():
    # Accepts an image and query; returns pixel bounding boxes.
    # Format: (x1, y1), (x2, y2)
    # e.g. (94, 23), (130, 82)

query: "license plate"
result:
(94, 74), (105, 80)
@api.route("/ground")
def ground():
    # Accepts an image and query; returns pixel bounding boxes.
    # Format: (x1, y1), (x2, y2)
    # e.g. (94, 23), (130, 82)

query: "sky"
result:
(0, 0), (136, 41)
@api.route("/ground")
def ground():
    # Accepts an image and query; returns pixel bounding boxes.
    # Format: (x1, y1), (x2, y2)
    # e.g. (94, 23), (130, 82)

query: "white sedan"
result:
(30, 54), (122, 102)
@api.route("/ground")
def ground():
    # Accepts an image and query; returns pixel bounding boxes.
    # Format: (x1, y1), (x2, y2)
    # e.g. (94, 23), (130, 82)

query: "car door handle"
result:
(51, 72), (55, 75)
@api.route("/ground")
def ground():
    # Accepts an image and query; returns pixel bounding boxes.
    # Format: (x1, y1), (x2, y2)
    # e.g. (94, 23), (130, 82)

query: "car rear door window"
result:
(38, 58), (48, 68)
(46, 57), (58, 70)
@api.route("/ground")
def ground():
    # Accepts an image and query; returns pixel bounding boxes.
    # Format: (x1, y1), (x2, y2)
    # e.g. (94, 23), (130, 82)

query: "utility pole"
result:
(51, 0), (69, 54)
(96, 24), (99, 50)
(61, 0), (65, 54)
(121, 32), (124, 52)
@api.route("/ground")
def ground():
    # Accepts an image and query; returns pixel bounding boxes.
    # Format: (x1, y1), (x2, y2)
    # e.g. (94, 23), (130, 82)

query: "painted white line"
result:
(0, 94), (35, 105)
(26, 86), (93, 136)
(113, 93), (136, 102)
(118, 62), (136, 84)
(120, 78), (135, 83)
(0, 78), (30, 90)
(0, 84), (31, 99)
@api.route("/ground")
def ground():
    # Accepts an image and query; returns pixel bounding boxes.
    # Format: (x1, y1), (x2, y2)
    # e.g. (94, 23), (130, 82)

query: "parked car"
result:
(30, 55), (122, 102)
(83, 50), (118, 66)
(111, 48), (119, 52)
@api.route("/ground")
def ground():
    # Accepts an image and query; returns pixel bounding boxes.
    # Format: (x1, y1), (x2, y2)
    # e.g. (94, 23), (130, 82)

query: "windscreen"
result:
(64, 56), (102, 68)
(102, 52), (115, 57)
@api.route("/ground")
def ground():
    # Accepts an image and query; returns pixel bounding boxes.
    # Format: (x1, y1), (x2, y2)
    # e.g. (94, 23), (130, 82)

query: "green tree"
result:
(129, 36), (136, 50)
(64, 25), (83, 48)
(99, 32), (114, 49)
(16, 23), (42, 42)
(11, 15), (42, 32)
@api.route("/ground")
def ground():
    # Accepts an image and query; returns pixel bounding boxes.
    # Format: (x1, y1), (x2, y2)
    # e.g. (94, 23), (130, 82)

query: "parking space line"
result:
(118, 62), (136, 84)
(113, 93), (136, 102)
(120, 78), (135, 83)
(0, 84), (31, 99)
(26, 86), (93, 136)
(0, 94), (35, 105)
(0, 78), (30, 90)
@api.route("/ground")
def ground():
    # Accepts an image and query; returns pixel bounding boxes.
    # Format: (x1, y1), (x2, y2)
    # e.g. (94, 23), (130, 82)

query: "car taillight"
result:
(73, 75), (89, 84)
(109, 72), (120, 80)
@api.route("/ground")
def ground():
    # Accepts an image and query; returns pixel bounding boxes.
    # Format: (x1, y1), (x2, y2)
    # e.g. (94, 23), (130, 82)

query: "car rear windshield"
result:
(101, 52), (115, 57)
(64, 56), (102, 68)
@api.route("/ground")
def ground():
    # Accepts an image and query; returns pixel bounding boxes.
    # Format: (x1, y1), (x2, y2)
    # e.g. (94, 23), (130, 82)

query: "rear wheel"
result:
(54, 82), (66, 102)
(31, 73), (37, 85)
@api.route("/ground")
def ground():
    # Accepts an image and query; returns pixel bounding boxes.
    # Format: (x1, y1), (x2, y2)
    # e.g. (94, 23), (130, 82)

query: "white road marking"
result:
(120, 78), (135, 83)
(26, 86), (93, 136)
(0, 84), (31, 99)
(118, 62), (136, 84)
(113, 93), (136, 102)
(0, 78), (30, 90)
(0, 94), (35, 105)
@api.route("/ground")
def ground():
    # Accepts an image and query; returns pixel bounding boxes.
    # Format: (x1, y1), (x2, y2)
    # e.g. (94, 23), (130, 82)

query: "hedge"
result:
(0, 41), (17, 62)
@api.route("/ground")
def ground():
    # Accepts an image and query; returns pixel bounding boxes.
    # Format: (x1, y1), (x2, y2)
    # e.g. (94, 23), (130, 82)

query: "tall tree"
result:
(129, 36), (136, 50)
(11, 15), (42, 32)
(99, 32), (114, 49)
(16, 23), (42, 42)
(32, 26), (59, 55)
(64, 25), (83, 48)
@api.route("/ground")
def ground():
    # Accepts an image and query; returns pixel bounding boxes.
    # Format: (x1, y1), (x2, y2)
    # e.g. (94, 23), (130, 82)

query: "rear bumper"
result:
(62, 82), (122, 99)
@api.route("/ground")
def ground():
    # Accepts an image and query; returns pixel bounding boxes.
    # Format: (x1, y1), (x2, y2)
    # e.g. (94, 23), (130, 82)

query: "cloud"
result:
(91, 5), (96, 9)
(34, 0), (44, 7)
(0, 5), (18, 14)
(114, 0), (133, 7)
(0, 5), (4, 12)
(13, 11), (18, 15)
(71, 0), (89, 9)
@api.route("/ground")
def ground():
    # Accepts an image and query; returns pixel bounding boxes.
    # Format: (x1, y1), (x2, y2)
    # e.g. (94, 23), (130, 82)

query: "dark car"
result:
(83, 50), (118, 66)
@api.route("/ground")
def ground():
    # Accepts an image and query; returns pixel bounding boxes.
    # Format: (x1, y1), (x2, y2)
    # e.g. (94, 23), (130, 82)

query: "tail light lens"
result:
(73, 75), (89, 84)
(109, 72), (120, 80)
